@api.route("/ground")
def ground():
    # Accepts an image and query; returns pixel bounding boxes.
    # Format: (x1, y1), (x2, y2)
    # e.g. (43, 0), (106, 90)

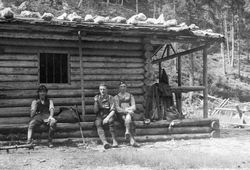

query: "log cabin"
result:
(0, 16), (223, 142)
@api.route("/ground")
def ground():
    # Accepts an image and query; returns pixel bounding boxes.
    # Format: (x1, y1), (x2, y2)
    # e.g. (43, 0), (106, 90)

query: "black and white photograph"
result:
(0, 0), (249, 169)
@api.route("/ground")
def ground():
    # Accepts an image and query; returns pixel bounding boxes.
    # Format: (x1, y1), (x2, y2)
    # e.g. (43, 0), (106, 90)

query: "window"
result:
(39, 53), (69, 83)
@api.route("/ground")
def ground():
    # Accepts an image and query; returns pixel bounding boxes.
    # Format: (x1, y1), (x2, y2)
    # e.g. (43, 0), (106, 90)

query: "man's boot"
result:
(97, 127), (111, 149)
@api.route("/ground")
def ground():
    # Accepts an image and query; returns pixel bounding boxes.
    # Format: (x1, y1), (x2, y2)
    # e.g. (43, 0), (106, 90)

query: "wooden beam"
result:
(78, 31), (85, 120)
(176, 53), (182, 114)
(203, 46), (208, 118)
(152, 44), (207, 64)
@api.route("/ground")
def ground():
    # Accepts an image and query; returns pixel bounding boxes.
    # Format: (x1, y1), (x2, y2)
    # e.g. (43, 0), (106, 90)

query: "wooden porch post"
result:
(203, 46), (208, 118)
(78, 31), (85, 120)
(177, 55), (182, 114)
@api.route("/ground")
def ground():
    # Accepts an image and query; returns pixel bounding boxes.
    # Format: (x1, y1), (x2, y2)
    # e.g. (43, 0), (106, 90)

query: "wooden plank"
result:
(0, 54), (37, 61)
(71, 74), (144, 81)
(0, 38), (143, 50)
(0, 67), (37, 75)
(71, 68), (145, 75)
(0, 32), (142, 43)
(0, 75), (37, 82)
(71, 62), (144, 68)
(203, 47), (208, 118)
(0, 61), (37, 67)
(70, 56), (144, 63)
(152, 44), (207, 64)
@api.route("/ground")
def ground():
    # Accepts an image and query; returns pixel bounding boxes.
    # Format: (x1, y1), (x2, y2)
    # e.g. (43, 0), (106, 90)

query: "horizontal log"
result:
(71, 62), (144, 68)
(71, 74), (144, 81)
(0, 32), (142, 43)
(0, 96), (145, 107)
(70, 56), (144, 63)
(0, 114), (97, 124)
(0, 80), (144, 90)
(0, 75), (37, 82)
(0, 61), (37, 67)
(0, 38), (143, 50)
(0, 126), (213, 141)
(0, 119), (219, 133)
(0, 88), (144, 99)
(0, 133), (214, 143)
(169, 86), (205, 93)
(0, 54), (37, 61)
(0, 103), (145, 117)
(71, 68), (145, 75)
(0, 67), (37, 75)
(1, 45), (143, 57)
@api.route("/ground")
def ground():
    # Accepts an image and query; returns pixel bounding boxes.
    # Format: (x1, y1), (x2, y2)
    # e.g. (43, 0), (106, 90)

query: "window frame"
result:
(38, 52), (71, 85)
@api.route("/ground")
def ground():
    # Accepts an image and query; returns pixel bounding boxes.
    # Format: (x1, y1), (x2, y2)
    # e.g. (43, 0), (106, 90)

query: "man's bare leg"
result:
(124, 114), (140, 147)
(27, 128), (33, 144)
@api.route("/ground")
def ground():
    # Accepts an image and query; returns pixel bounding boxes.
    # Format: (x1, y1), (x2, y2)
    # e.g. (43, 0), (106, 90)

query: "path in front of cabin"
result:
(1, 128), (250, 170)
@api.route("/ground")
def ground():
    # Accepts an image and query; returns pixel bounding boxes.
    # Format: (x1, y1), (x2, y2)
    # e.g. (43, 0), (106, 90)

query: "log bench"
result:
(0, 118), (220, 143)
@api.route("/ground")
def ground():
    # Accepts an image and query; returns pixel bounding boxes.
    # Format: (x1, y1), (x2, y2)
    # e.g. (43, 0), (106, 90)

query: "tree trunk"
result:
(224, 13), (230, 64)
(221, 42), (226, 74)
(153, 1), (156, 18)
(121, 0), (123, 6)
(231, 14), (235, 67)
(107, 0), (110, 5)
(238, 41), (240, 77)
(136, 0), (138, 13)
(77, 0), (83, 8)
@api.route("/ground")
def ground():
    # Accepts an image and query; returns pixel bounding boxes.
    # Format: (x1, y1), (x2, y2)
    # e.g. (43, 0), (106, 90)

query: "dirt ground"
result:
(1, 128), (250, 170)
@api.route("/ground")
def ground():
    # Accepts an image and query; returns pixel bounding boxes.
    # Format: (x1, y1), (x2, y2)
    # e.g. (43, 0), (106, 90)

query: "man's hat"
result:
(119, 81), (127, 86)
(37, 85), (48, 92)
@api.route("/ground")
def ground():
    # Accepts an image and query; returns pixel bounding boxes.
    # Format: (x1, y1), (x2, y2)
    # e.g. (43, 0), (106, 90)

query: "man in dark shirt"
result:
(94, 83), (118, 149)
(27, 85), (57, 147)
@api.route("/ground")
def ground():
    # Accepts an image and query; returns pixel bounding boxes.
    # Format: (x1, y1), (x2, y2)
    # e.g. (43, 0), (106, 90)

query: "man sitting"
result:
(94, 83), (118, 149)
(27, 85), (57, 147)
(114, 81), (140, 147)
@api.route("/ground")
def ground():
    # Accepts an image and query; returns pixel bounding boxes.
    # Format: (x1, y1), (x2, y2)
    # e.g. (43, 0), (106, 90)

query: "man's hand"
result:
(125, 108), (134, 114)
(47, 116), (54, 125)
(103, 117), (109, 124)
(94, 96), (99, 102)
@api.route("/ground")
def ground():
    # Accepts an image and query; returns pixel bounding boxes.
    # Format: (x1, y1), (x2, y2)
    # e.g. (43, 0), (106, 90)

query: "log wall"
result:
(0, 35), (146, 124)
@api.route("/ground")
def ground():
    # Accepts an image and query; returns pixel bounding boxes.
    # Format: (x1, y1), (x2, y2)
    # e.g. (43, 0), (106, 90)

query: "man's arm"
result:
(49, 100), (55, 117)
(93, 95), (100, 114)
(127, 94), (136, 112)
(104, 96), (116, 123)
(114, 95), (126, 114)
(30, 100), (37, 118)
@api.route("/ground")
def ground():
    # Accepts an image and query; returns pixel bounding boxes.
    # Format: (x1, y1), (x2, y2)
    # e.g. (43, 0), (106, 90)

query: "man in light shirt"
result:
(27, 85), (56, 147)
(114, 81), (140, 147)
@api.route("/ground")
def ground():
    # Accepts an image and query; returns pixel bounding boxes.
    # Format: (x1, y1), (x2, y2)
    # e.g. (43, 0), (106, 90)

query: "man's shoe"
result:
(112, 140), (118, 148)
(131, 142), (140, 148)
(26, 139), (33, 145)
(103, 143), (111, 149)
(125, 133), (130, 140)
(48, 142), (53, 148)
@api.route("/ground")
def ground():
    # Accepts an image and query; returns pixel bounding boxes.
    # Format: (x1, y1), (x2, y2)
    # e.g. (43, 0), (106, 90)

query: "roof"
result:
(0, 17), (224, 43)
